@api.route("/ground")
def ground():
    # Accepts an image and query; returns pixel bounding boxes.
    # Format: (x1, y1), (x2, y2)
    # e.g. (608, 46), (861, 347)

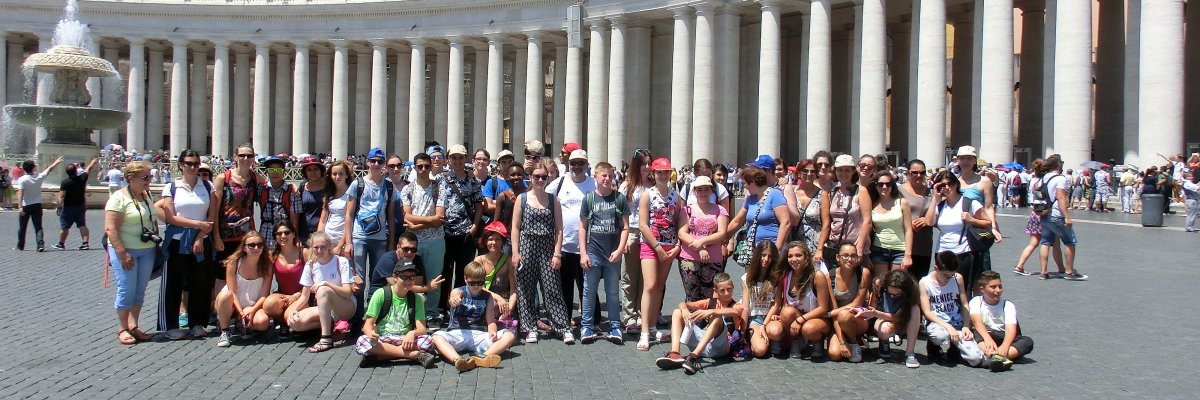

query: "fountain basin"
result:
(24, 45), (118, 77)
(5, 104), (129, 144)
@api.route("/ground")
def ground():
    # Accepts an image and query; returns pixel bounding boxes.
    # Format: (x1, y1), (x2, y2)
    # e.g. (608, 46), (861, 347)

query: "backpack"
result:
(1031, 175), (1063, 216)
(1011, 173), (1022, 186)
(258, 182), (295, 220)
(353, 177), (395, 236)
(377, 288), (418, 330)
(938, 197), (995, 252)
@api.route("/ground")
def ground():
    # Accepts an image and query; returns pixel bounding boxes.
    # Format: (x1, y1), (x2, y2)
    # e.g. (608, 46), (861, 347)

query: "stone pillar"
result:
(447, 39), (466, 147)
(392, 47), (411, 157)
(1093, 0), (1124, 161)
(803, 0), (832, 158)
(950, 10), (974, 149)
(564, 44), (584, 145)
(1137, 0), (1185, 167)
(472, 45), (488, 150)
(692, 5), (717, 162)
(670, 7), (694, 167)
(608, 18), (629, 165)
(890, 23), (912, 159)
(331, 41), (349, 159)
(0, 37), (5, 114)
(716, 9), (740, 164)
(526, 34), (546, 150)
(512, 47), (527, 154)
(146, 46), (165, 152)
(910, 0), (948, 165)
(628, 22), (653, 157)
(485, 36), (505, 153)
(190, 48), (208, 153)
(553, 44), (568, 148)
(169, 44), (189, 155)
(291, 43), (310, 156)
(851, 0), (887, 156)
(1017, 2), (1045, 154)
(369, 42), (389, 150)
(354, 51), (371, 151)
(274, 49), (293, 153)
(1187, 0), (1200, 150)
(314, 49), (332, 154)
(758, 0), (782, 157)
(126, 40), (146, 152)
(433, 47), (449, 144)
(972, 0), (1014, 163)
(587, 23), (608, 162)
(211, 43), (230, 156)
(233, 49), (251, 149)
(252, 43), (270, 152)
(408, 41), (427, 155)
(1050, 0), (1092, 165)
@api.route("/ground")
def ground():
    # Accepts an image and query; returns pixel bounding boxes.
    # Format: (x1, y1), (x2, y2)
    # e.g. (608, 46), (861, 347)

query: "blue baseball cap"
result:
(367, 148), (386, 160)
(746, 155), (775, 170)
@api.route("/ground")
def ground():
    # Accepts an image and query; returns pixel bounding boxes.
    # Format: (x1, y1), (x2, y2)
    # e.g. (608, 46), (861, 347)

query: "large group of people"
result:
(38, 137), (1155, 374)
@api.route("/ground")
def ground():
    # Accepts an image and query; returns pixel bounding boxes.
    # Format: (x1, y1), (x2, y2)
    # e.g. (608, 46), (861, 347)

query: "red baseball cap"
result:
(650, 157), (672, 171)
(562, 142), (582, 154)
(483, 221), (509, 238)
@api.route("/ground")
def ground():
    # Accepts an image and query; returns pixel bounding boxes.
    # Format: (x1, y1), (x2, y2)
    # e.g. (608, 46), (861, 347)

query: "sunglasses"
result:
(837, 254), (858, 259)
(801, 169), (818, 175)
(414, 164), (431, 170)
(275, 230), (293, 236)
(815, 162), (831, 168)
(397, 274), (417, 281)
(531, 174), (548, 181)
(387, 163), (403, 169)
(877, 182), (893, 187)
(525, 154), (542, 161)
(266, 167), (285, 174)
(181, 161), (200, 168)
(569, 161), (587, 167)
(858, 163), (875, 169)
(237, 153), (255, 159)
(473, 157), (490, 162)
(909, 170), (926, 176)
(367, 159), (385, 164)
(430, 154), (446, 160)
(399, 246), (417, 252)
(136, 175), (152, 181)
(245, 242), (264, 249)
(466, 280), (485, 287)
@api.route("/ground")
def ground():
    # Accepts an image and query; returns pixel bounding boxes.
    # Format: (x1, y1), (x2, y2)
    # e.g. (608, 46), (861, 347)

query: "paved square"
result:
(0, 209), (1193, 399)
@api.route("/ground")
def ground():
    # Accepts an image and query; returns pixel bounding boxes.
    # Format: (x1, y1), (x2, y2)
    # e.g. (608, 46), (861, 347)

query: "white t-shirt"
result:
(106, 169), (125, 188)
(920, 274), (964, 328)
(16, 172), (48, 206)
(549, 176), (596, 254)
(300, 256), (355, 288)
(935, 196), (984, 254)
(969, 296), (1017, 333)
(1043, 172), (1069, 218)
(161, 179), (212, 238)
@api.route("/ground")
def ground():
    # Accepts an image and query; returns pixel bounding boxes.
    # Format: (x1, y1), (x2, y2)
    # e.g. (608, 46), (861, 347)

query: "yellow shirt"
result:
(105, 190), (157, 250)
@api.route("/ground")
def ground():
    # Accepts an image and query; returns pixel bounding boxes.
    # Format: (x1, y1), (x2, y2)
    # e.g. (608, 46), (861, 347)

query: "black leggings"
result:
(17, 205), (44, 249)
(158, 240), (216, 331)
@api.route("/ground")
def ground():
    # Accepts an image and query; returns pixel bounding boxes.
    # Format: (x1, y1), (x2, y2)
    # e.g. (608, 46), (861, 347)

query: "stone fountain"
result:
(3, 0), (129, 187)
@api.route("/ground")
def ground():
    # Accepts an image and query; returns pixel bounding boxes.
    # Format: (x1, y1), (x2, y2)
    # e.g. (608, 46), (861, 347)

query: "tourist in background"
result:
(55, 157), (98, 250)
(104, 161), (157, 345)
(15, 156), (63, 252)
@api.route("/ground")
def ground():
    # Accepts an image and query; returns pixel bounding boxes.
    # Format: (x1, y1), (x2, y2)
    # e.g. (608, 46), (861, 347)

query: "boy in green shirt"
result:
(355, 263), (437, 368)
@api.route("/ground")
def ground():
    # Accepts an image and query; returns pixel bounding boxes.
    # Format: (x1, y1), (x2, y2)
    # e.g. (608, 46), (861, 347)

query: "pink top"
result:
(679, 203), (728, 261)
(274, 256), (304, 295)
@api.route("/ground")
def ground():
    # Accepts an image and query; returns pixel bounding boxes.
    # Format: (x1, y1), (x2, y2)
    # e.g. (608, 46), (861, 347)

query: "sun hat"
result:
(956, 145), (978, 157)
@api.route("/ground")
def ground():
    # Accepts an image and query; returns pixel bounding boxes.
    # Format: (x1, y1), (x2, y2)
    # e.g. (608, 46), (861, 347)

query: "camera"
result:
(140, 227), (162, 244)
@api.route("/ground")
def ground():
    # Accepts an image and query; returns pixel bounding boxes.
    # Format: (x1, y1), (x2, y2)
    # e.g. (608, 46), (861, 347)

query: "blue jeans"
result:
(1040, 216), (1078, 246)
(417, 238), (447, 315)
(581, 252), (622, 331)
(353, 239), (389, 299)
(110, 246), (157, 310)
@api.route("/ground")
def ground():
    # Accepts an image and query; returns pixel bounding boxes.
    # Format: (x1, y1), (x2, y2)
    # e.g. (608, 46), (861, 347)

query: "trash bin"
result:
(1141, 194), (1164, 227)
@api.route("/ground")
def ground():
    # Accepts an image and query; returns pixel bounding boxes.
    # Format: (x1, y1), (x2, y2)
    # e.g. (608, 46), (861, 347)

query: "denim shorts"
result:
(1039, 216), (1078, 246)
(869, 246), (905, 265)
(749, 315), (767, 326)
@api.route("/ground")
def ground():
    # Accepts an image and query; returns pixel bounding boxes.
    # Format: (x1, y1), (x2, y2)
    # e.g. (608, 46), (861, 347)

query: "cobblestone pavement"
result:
(0, 208), (1194, 399)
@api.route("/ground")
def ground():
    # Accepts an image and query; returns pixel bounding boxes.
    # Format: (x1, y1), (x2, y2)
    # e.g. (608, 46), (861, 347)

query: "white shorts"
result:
(679, 322), (730, 358)
(433, 328), (511, 355)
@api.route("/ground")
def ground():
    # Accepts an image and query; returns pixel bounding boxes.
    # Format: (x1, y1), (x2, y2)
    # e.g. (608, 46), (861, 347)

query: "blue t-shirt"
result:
(447, 286), (491, 330)
(348, 178), (400, 241)
(742, 188), (787, 245)
(481, 176), (510, 200)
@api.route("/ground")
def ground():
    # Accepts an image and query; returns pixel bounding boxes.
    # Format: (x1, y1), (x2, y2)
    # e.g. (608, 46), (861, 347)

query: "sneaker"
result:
(905, 353), (920, 368)
(607, 327), (624, 344)
(52, 243), (65, 250)
(1038, 273), (1051, 280)
(416, 351), (438, 368)
(989, 354), (1013, 371)
(656, 351), (685, 369)
(178, 313), (189, 328)
(878, 341), (892, 359)
(682, 354), (701, 375)
(276, 325), (291, 339)
(562, 331), (576, 345)
(358, 355), (380, 368)
(769, 341), (782, 355)
(164, 328), (187, 340)
(579, 328), (597, 344)
(1013, 268), (1034, 276)
(651, 330), (667, 343)
(849, 344), (862, 363)
(189, 325), (207, 339)
(36, 246), (44, 252)
(473, 354), (501, 368)
(216, 330), (232, 347)
(810, 341), (826, 360)
(525, 331), (539, 343)
(454, 355), (477, 372)
(78, 243), (89, 250)
(789, 341), (804, 359)
(1063, 271), (1089, 281)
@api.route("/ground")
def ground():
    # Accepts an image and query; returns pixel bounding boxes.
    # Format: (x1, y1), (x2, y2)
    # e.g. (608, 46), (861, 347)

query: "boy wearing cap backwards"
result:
(578, 162), (630, 344)
(431, 262), (518, 372)
(257, 157), (301, 248)
(356, 261), (438, 368)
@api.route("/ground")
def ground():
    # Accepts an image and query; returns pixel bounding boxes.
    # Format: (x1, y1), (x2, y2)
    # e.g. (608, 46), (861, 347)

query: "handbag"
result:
(735, 188), (770, 267)
(955, 198), (995, 253)
(823, 188), (855, 264)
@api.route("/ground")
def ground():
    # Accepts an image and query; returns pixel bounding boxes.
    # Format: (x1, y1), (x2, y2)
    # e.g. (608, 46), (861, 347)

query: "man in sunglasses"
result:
(522, 140), (545, 179)
(548, 149), (598, 321)
(256, 157), (301, 248)
(401, 152), (449, 324)
(370, 231), (443, 294)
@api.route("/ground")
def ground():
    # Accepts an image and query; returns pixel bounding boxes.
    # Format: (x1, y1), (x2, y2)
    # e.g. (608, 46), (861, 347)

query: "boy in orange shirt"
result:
(654, 273), (744, 375)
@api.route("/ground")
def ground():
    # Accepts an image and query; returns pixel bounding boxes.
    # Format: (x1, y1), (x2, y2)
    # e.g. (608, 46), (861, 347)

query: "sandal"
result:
(308, 337), (335, 353)
(117, 330), (137, 345)
(129, 327), (151, 342)
(636, 332), (651, 351)
(1013, 268), (1034, 276)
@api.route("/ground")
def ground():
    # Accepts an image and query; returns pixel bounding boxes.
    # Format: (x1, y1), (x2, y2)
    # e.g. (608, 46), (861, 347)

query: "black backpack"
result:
(1031, 175), (1062, 216)
(377, 288), (418, 329)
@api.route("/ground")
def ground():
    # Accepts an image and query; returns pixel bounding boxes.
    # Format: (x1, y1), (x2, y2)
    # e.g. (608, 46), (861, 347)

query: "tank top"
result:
(741, 273), (774, 317)
(230, 262), (266, 306)
(921, 274), (964, 328)
(871, 203), (905, 251)
(274, 254), (304, 295)
(798, 189), (824, 254)
(482, 255), (512, 298)
(898, 184), (934, 257)
(643, 186), (680, 245)
(782, 270), (818, 312)
(324, 190), (349, 244)
(831, 267), (863, 307)
(828, 188), (863, 246)
(220, 171), (257, 242)
(519, 193), (555, 237)
(961, 179), (986, 205)
(620, 183), (648, 230)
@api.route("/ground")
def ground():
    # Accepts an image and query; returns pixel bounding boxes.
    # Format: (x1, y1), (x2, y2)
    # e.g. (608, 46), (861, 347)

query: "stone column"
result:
(757, 0), (783, 157)
(909, 0), (948, 165)
(1017, 2), (1045, 154)
(890, 23), (912, 159)
(587, 23), (608, 162)
(252, 43), (270, 151)
(354, 51), (370, 151)
(369, 42), (389, 149)
(1137, 0), (1185, 167)
(408, 41), (427, 154)
(101, 46), (122, 146)
(211, 43), (230, 156)
(1122, 0), (1138, 162)
(0, 37), (5, 113)
(1093, 0), (1125, 161)
(433, 47), (449, 143)
(291, 43), (310, 156)
(314, 48), (332, 153)
(692, 5), (717, 162)
(331, 41), (349, 159)
(274, 49), (293, 153)
(472, 45), (488, 150)
(146, 46), (164, 151)
(670, 7), (694, 167)
(803, 0), (832, 158)
(564, 44), (584, 145)
(485, 36), (505, 153)
(972, 0), (1014, 163)
(628, 22), (653, 156)
(126, 40), (146, 152)
(169, 44), (189, 155)
(1050, 0), (1092, 165)
(448, 39), (466, 147)
(190, 48), (208, 153)
(526, 34), (546, 150)
(233, 49), (251, 148)
(716, 9), (740, 164)
(392, 46), (411, 157)
(608, 17), (629, 165)
(553, 44), (568, 147)
(950, 10), (974, 149)
(851, 0), (887, 156)
(1187, 0), (1200, 149)
(512, 47), (527, 154)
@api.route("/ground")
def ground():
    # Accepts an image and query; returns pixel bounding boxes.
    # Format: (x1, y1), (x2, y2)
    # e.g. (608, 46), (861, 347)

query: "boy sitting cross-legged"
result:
(355, 262), (437, 368)
(655, 273), (745, 375)
(432, 261), (519, 372)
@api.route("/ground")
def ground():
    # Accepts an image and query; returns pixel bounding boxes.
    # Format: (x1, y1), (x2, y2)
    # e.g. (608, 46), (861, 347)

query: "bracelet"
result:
(552, 254), (561, 259)
(653, 242), (663, 249)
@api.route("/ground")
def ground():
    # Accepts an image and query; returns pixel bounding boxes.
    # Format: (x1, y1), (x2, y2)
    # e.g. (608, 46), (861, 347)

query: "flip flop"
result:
(129, 327), (152, 341)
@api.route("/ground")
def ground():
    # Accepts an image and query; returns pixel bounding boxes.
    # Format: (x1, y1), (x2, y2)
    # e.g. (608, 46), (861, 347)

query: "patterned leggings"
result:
(516, 235), (571, 335)
(678, 259), (726, 302)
